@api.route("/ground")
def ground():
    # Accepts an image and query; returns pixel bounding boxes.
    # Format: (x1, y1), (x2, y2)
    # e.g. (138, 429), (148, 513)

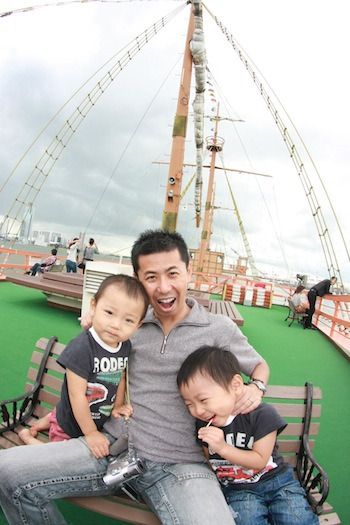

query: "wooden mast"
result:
(161, 2), (195, 232)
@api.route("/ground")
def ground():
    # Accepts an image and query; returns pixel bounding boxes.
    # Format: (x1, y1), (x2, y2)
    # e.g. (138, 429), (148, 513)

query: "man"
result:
(0, 229), (269, 525)
(303, 276), (337, 329)
(25, 248), (57, 276)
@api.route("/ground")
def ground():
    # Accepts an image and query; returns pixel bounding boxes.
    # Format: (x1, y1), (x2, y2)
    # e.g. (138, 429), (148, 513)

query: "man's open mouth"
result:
(158, 298), (176, 309)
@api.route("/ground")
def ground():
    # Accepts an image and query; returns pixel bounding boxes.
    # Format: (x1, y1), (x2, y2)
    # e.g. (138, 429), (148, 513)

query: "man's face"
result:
(136, 249), (192, 322)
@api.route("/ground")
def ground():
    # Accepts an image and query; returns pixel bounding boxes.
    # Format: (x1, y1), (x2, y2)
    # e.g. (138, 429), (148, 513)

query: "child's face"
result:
(90, 285), (144, 347)
(180, 372), (242, 427)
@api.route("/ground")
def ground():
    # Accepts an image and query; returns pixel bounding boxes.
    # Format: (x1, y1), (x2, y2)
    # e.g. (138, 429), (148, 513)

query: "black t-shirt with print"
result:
(197, 403), (289, 489)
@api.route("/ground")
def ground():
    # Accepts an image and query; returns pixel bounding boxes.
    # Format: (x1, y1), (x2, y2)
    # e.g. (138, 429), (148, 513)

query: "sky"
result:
(0, 0), (349, 287)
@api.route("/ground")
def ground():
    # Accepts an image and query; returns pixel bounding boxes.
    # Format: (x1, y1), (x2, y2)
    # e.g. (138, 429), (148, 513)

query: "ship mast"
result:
(161, 3), (195, 232)
(197, 103), (223, 272)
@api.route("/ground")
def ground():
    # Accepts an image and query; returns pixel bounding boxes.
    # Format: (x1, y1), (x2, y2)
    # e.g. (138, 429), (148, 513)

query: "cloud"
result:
(0, 0), (349, 286)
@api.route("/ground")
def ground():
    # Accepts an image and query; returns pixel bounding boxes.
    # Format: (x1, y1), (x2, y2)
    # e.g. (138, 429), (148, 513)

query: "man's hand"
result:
(80, 311), (93, 330)
(232, 383), (263, 415)
(85, 430), (110, 458)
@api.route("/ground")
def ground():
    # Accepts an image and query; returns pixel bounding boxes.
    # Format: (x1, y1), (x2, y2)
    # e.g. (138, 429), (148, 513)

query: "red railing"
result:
(314, 294), (350, 356)
(0, 247), (66, 274)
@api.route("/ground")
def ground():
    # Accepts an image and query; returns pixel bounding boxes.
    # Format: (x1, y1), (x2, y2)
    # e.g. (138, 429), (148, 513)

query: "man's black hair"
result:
(177, 346), (241, 391)
(51, 249), (58, 255)
(131, 229), (190, 275)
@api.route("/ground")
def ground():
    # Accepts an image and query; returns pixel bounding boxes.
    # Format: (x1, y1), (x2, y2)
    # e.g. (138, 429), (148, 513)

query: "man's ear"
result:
(187, 261), (193, 281)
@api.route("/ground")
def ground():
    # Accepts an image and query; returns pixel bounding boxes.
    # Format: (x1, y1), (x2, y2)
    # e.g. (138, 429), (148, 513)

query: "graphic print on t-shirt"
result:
(87, 366), (125, 420)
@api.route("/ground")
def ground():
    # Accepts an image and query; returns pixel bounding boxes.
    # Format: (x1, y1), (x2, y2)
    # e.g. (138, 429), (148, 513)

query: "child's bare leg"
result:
(30, 413), (52, 434)
(18, 413), (52, 445)
(18, 428), (44, 445)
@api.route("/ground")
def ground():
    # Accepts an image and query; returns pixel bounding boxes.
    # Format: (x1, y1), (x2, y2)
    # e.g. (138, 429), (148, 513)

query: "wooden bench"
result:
(209, 299), (244, 326)
(0, 337), (340, 525)
(49, 263), (65, 273)
(187, 289), (210, 308)
(6, 272), (83, 312)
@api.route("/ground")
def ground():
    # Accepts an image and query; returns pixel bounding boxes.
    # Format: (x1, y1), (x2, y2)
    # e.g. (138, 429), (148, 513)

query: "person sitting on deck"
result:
(177, 346), (318, 525)
(25, 248), (57, 276)
(19, 274), (148, 458)
(291, 285), (309, 314)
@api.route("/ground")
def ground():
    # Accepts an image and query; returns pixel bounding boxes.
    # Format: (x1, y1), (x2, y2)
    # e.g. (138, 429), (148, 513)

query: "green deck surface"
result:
(0, 281), (349, 524)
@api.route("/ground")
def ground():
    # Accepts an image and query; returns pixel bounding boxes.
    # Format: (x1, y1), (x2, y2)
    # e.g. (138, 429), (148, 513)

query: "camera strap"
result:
(109, 362), (134, 457)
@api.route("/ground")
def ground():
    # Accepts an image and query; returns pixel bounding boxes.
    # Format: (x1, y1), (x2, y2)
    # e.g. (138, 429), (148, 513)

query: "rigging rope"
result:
(0, 2), (186, 245)
(203, 2), (346, 289)
(0, 0), (182, 19)
(85, 54), (183, 242)
(217, 151), (259, 278)
(206, 66), (291, 277)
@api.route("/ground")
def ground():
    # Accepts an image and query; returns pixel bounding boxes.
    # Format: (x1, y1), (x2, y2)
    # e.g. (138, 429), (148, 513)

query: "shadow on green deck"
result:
(0, 282), (349, 524)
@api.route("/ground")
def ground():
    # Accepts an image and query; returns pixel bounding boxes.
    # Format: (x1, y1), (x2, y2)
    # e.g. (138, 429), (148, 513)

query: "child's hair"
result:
(94, 274), (149, 320)
(177, 346), (241, 391)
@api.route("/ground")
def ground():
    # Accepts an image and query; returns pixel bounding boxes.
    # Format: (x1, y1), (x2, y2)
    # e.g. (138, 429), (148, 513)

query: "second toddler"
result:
(177, 346), (318, 524)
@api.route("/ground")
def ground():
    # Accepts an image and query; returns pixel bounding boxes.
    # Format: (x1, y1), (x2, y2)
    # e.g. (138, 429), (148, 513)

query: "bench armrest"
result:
(295, 382), (330, 514)
(0, 336), (57, 433)
(0, 388), (38, 433)
(296, 434), (330, 514)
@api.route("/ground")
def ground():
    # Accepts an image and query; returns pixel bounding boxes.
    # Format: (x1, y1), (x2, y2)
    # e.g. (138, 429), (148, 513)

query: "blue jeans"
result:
(29, 263), (43, 276)
(0, 436), (235, 525)
(65, 260), (77, 273)
(224, 468), (318, 524)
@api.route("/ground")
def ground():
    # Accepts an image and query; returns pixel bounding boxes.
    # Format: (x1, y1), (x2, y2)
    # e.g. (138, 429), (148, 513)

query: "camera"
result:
(103, 451), (146, 487)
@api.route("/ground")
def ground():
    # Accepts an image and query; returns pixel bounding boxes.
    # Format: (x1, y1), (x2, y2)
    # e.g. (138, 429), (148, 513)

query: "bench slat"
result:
(67, 496), (161, 525)
(265, 385), (322, 399)
(319, 514), (341, 525)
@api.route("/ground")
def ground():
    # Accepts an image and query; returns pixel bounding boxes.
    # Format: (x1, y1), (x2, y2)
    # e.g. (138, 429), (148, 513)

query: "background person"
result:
(25, 248), (57, 276)
(303, 276), (337, 329)
(0, 229), (269, 525)
(291, 285), (309, 313)
(66, 237), (80, 273)
(177, 346), (318, 524)
(79, 237), (99, 273)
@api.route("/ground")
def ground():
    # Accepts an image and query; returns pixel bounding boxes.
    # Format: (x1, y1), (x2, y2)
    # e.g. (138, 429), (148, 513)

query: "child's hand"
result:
(85, 430), (110, 458)
(198, 426), (226, 455)
(111, 403), (133, 420)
